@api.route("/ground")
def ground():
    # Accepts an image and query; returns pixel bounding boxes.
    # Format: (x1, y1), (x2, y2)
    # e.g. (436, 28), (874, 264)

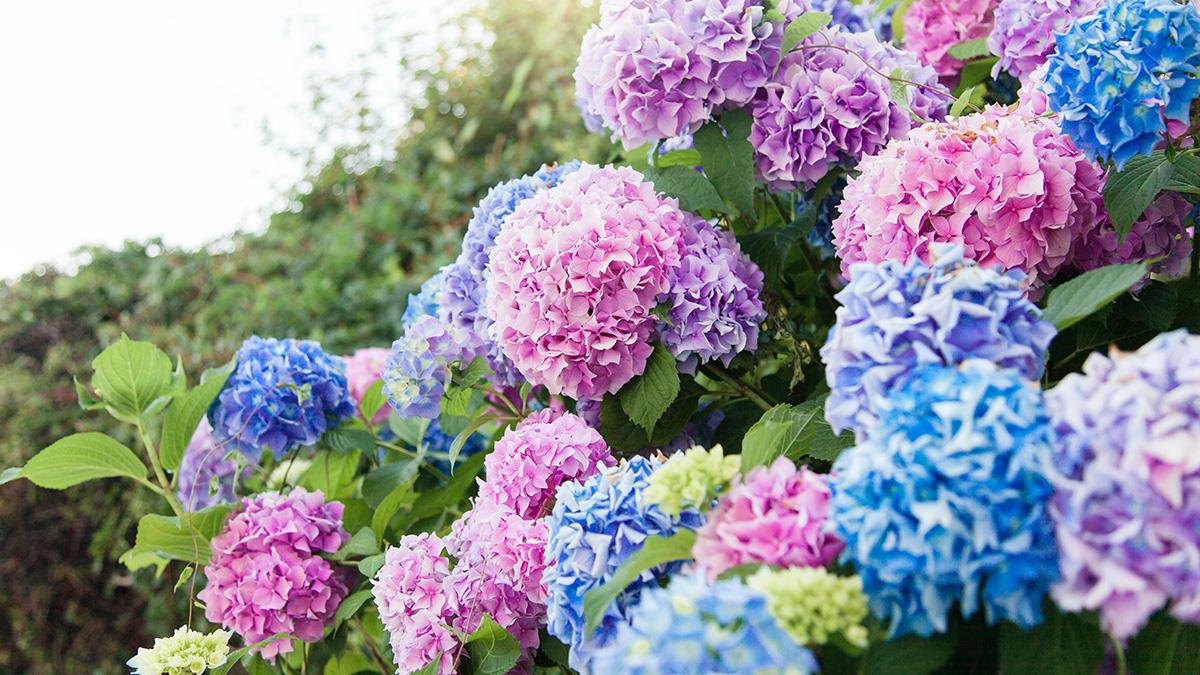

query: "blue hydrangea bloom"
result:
(381, 315), (478, 419)
(544, 456), (704, 674)
(208, 336), (355, 460)
(828, 360), (1060, 637)
(821, 244), (1055, 439)
(1041, 0), (1200, 168)
(590, 573), (818, 675)
(400, 268), (447, 326)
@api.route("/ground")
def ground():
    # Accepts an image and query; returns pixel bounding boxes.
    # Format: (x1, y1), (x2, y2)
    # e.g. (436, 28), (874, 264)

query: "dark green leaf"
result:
(583, 531), (697, 636)
(1042, 263), (1148, 330)
(90, 334), (180, 423)
(642, 166), (726, 213)
(333, 590), (374, 631)
(599, 378), (701, 452)
(465, 615), (521, 675)
(947, 37), (992, 60)
(1103, 152), (1173, 240)
(410, 449), (488, 521)
(161, 362), (234, 472)
(1128, 612), (1200, 675)
(738, 223), (805, 282)
(740, 396), (852, 471)
(862, 631), (957, 675)
(447, 412), (498, 470)
(1164, 154), (1200, 194)
(618, 344), (681, 436)
(342, 527), (379, 558)
(22, 433), (147, 489)
(997, 607), (1104, 675)
(371, 478), (417, 538)
(363, 460), (419, 507)
(694, 110), (756, 216)
(324, 426), (378, 455)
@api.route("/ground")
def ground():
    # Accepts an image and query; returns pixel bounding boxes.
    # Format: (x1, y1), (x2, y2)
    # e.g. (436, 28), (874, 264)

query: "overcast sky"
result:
(0, 0), (435, 279)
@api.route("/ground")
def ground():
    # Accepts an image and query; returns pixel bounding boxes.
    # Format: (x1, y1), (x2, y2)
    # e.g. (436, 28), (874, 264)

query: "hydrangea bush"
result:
(9, 1), (1200, 672)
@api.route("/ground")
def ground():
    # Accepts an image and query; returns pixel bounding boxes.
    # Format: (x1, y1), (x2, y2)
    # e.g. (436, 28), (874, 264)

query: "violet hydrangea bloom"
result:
(199, 488), (351, 660)
(487, 164), (687, 399)
(175, 418), (251, 511)
(371, 533), (458, 675)
(751, 25), (945, 191)
(382, 314), (478, 419)
(658, 216), (766, 373)
(1046, 331), (1200, 641)
(343, 347), (390, 425)
(820, 244), (1055, 437)
(1068, 192), (1194, 282)
(478, 409), (615, 519)
(829, 361), (1060, 637)
(208, 336), (355, 460)
(832, 105), (1106, 288)
(544, 456), (704, 674)
(693, 457), (842, 579)
(1040, 0), (1200, 168)
(903, 0), (999, 77)
(987, 0), (1100, 81)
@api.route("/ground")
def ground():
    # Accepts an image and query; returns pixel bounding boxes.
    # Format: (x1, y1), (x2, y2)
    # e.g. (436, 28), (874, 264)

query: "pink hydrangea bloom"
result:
(343, 347), (390, 424)
(903, 0), (999, 77)
(372, 534), (459, 675)
(199, 489), (351, 660)
(692, 458), (842, 579)
(478, 410), (615, 519)
(832, 105), (1105, 288)
(487, 164), (687, 399)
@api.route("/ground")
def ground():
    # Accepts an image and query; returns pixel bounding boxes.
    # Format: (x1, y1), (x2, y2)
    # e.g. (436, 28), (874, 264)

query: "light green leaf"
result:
(1103, 152), (1173, 241)
(618, 344), (681, 436)
(299, 450), (360, 498)
(949, 84), (982, 117)
(655, 148), (702, 169)
(465, 614), (521, 675)
(694, 110), (756, 216)
(891, 0), (915, 41)
(1042, 263), (1148, 330)
(333, 590), (374, 631)
(0, 466), (24, 485)
(946, 37), (992, 61)
(642, 166), (726, 213)
(500, 56), (533, 114)
(161, 362), (234, 473)
(583, 531), (697, 637)
(447, 413), (498, 470)
(359, 553), (387, 579)
(358, 378), (387, 423)
(889, 69), (912, 120)
(777, 11), (833, 73)
(22, 433), (147, 489)
(954, 56), (1000, 94)
(119, 505), (232, 569)
(740, 397), (852, 472)
(90, 334), (180, 423)
(173, 565), (194, 592)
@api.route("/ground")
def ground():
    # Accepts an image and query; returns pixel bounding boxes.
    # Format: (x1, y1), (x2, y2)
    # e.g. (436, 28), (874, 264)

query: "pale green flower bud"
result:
(748, 567), (870, 650)
(642, 444), (740, 516)
(127, 626), (232, 675)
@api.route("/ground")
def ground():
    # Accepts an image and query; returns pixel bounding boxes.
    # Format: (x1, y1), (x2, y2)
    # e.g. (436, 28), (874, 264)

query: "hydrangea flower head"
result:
(544, 456), (703, 672)
(487, 164), (687, 399)
(1068, 192), (1194, 281)
(126, 626), (232, 675)
(642, 444), (739, 516)
(1041, 0), (1200, 167)
(829, 361), (1060, 637)
(693, 457), (842, 579)
(208, 336), (355, 460)
(821, 244), (1056, 437)
(748, 567), (870, 648)
(1046, 330), (1200, 641)
(382, 314), (478, 419)
(199, 488), (351, 660)
(903, 0), (999, 77)
(832, 106), (1107, 287)
(478, 409), (615, 519)
(751, 25), (945, 191)
(987, 0), (1101, 81)
(658, 216), (766, 373)
(371, 533), (458, 675)
(175, 418), (251, 511)
(343, 347), (390, 424)
(401, 269), (447, 326)
(590, 573), (818, 675)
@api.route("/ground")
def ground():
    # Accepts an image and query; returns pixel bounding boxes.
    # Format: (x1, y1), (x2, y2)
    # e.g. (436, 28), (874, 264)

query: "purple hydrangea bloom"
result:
(401, 268), (447, 326)
(381, 315), (479, 419)
(657, 216), (765, 373)
(821, 245), (1055, 439)
(829, 360), (1060, 637)
(544, 456), (703, 674)
(176, 418), (252, 511)
(987, 0), (1101, 81)
(750, 25), (945, 191)
(1068, 191), (1195, 283)
(1046, 331), (1200, 641)
(208, 336), (355, 460)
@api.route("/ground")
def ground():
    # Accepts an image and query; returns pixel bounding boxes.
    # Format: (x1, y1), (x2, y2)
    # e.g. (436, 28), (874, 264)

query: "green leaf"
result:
(500, 56), (533, 114)
(777, 11), (833, 73)
(119, 505), (232, 569)
(90, 334), (180, 423)
(358, 378), (386, 423)
(655, 148), (702, 169)
(359, 553), (387, 579)
(172, 564), (194, 591)
(949, 84), (982, 117)
(1128, 612), (1200, 675)
(946, 37), (992, 61)
(861, 632), (957, 675)
(955, 57), (1000, 94)
(324, 426), (378, 455)
(160, 362), (234, 472)
(738, 222), (806, 282)
(22, 433), (147, 489)
(299, 450), (360, 498)
(997, 607), (1105, 675)
(642, 166), (726, 213)
(333, 590), (374, 631)
(891, 0), (915, 41)
(1103, 152), (1173, 241)
(740, 397), (853, 472)
(447, 413), (498, 470)
(371, 478), (417, 538)
(363, 461), (419, 508)
(1164, 154), (1200, 194)
(618, 344), (681, 436)
(1042, 263), (1148, 330)
(410, 450), (488, 521)
(0, 466), (24, 485)
(889, 69), (913, 121)
(342, 527), (379, 558)
(410, 657), (444, 675)
(583, 531), (697, 637)
(465, 614), (521, 675)
(210, 634), (293, 675)
(599, 379), (701, 452)
(694, 110), (757, 216)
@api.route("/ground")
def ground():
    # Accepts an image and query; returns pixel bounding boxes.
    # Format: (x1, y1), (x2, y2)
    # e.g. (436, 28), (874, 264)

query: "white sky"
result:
(0, 0), (437, 280)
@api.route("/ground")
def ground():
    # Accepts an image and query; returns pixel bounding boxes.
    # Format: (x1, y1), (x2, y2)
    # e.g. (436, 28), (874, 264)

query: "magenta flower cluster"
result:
(199, 488), (350, 660)
(903, 0), (998, 77)
(1046, 331), (1200, 641)
(487, 164), (687, 399)
(371, 534), (459, 675)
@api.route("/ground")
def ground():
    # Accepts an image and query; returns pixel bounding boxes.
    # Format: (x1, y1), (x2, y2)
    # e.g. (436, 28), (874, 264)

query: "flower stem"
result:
(137, 419), (184, 518)
(701, 364), (776, 411)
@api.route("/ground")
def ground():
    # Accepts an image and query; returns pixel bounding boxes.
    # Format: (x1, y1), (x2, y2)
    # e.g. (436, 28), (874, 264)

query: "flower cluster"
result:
(208, 336), (355, 460)
(199, 489), (350, 660)
(544, 456), (703, 672)
(658, 216), (766, 372)
(1041, 0), (1200, 167)
(1046, 330), (1200, 641)
(487, 164), (687, 399)
(342, 347), (389, 424)
(903, 0), (999, 77)
(821, 244), (1056, 437)
(371, 533), (458, 675)
(829, 361), (1060, 637)
(693, 457), (842, 579)
(479, 409), (615, 519)
(591, 572), (818, 674)
(642, 444), (739, 517)
(987, 0), (1100, 81)
(832, 106), (1107, 287)
(751, 26), (945, 191)
(401, 269), (447, 326)
(382, 314), (478, 419)
(1068, 192), (1194, 281)
(175, 418), (250, 511)
(126, 626), (232, 675)
(748, 567), (870, 649)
